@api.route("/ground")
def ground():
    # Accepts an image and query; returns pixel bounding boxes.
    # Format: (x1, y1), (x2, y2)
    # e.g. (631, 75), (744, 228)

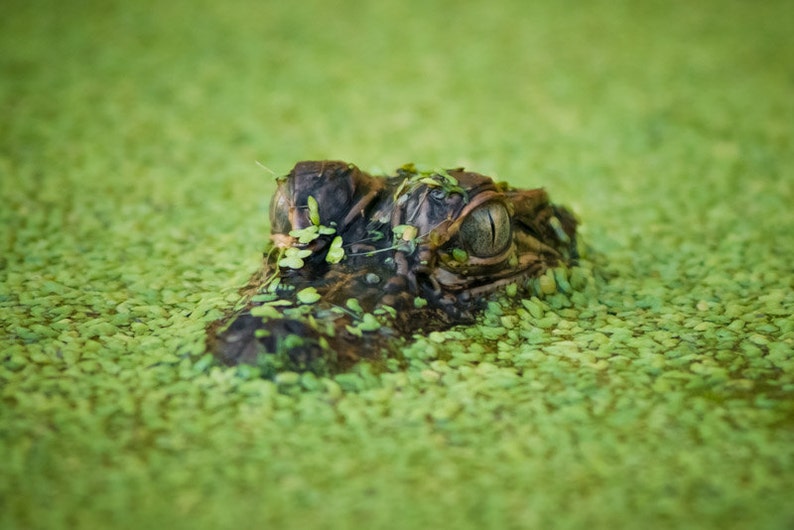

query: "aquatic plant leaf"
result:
(297, 287), (321, 304)
(358, 313), (381, 332)
(326, 236), (345, 263)
(278, 255), (305, 269)
(307, 195), (320, 226)
(345, 298), (363, 314)
(290, 226), (320, 244)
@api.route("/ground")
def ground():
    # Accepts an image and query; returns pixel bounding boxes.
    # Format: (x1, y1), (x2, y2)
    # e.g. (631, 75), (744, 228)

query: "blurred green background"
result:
(1, 0), (793, 529)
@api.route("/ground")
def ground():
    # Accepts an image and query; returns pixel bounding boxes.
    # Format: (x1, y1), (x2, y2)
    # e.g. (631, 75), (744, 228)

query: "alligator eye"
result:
(459, 202), (512, 257)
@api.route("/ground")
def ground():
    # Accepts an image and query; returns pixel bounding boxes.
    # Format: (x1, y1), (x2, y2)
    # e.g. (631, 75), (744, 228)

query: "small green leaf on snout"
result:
(297, 287), (321, 304)
(307, 195), (321, 226)
(289, 225), (320, 244)
(346, 298), (363, 314)
(326, 236), (345, 264)
(358, 313), (381, 332)
(278, 255), (305, 269)
(279, 247), (312, 269)
(374, 305), (397, 318)
(345, 325), (363, 337)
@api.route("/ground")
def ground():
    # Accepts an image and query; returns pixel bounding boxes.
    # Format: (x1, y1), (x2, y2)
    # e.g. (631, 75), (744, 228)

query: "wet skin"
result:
(208, 160), (578, 373)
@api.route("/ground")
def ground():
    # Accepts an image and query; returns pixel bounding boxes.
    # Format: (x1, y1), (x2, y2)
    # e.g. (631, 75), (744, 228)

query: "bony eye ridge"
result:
(458, 201), (512, 257)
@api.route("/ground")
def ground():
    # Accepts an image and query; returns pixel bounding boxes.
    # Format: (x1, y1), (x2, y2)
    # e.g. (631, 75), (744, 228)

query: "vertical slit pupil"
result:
(487, 210), (497, 244)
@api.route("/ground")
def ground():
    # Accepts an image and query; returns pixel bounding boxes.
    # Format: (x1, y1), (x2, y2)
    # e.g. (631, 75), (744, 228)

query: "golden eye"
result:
(459, 202), (511, 257)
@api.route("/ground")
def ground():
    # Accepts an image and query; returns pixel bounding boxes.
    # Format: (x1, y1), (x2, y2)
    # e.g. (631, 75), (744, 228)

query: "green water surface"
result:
(1, 1), (793, 528)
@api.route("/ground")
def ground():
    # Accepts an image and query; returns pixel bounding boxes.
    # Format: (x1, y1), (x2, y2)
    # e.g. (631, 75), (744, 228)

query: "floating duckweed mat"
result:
(1, 0), (793, 529)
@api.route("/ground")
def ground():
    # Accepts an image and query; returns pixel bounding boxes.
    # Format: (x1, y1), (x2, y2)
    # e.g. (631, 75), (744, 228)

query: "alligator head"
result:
(208, 160), (578, 373)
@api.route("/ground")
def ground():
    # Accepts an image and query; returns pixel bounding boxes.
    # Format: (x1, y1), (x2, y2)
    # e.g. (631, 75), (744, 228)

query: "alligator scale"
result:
(208, 160), (578, 373)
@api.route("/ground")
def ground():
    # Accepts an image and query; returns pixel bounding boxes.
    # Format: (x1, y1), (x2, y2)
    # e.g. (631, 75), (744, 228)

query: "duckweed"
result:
(2, 1), (793, 529)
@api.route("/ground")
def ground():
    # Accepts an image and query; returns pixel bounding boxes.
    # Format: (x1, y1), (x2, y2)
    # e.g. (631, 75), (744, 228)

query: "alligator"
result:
(207, 160), (578, 374)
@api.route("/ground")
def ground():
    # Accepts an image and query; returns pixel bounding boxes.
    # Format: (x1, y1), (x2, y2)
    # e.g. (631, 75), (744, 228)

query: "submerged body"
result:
(208, 161), (578, 373)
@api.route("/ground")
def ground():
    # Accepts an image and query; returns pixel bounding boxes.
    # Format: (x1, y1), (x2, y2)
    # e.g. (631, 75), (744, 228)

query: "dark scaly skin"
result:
(207, 160), (578, 373)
